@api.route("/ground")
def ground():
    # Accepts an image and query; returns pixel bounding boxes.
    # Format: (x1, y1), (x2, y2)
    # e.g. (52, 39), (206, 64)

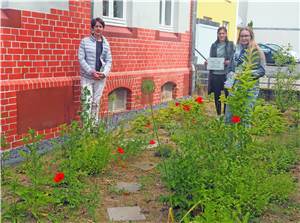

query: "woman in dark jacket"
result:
(207, 27), (235, 115)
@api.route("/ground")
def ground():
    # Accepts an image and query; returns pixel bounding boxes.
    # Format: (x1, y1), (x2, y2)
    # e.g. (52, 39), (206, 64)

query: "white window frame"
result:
(222, 21), (229, 29)
(99, 0), (127, 27)
(159, 0), (175, 32)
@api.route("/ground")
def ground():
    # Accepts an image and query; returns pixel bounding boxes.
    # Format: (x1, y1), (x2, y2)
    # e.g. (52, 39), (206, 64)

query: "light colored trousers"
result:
(81, 76), (106, 124)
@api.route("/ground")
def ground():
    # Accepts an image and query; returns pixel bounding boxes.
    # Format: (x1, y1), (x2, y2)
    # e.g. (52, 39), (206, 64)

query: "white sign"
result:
(207, 57), (225, 70)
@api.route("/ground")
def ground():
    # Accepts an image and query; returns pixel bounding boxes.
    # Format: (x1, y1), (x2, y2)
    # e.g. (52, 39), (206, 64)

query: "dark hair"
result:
(217, 26), (227, 34)
(217, 26), (228, 42)
(91, 17), (105, 29)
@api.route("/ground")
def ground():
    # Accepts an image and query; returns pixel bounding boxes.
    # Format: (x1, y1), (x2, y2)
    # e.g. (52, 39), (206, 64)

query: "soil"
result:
(93, 145), (170, 222)
(259, 160), (300, 223)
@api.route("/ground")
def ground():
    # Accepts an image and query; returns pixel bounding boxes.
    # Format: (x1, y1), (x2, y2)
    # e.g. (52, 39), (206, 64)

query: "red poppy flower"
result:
(175, 102), (180, 106)
(53, 172), (64, 183)
(231, 116), (241, 123)
(183, 105), (191, 112)
(195, 96), (203, 104)
(117, 147), (125, 154)
(149, 140), (156, 145)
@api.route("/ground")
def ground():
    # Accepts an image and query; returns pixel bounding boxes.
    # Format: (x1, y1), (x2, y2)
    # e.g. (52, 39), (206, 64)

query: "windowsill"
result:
(103, 25), (137, 38)
(158, 25), (175, 33)
(108, 109), (127, 114)
(103, 16), (127, 27)
(155, 30), (181, 42)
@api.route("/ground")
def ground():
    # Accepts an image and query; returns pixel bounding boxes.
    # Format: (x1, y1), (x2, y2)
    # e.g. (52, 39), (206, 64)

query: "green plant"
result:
(80, 86), (93, 128)
(273, 44), (296, 67)
(131, 115), (151, 134)
(2, 129), (56, 222)
(141, 79), (161, 145)
(272, 45), (299, 113)
(1, 134), (11, 184)
(159, 94), (298, 222)
(223, 47), (261, 125)
(251, 102), (286, 135)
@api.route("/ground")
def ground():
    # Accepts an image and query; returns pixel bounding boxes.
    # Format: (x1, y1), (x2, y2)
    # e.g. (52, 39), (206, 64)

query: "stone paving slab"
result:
(107, 206), (146, 221)
(115, 182), (141, 193)
(131, 161), (157, 171)
(146, 143), (158, 149)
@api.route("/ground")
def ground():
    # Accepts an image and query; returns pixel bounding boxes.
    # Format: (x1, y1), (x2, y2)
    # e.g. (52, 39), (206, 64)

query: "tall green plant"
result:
(2, 129), (56, 222)
(141, 79), (161, 146)
(224, 47), (260, 125)
(272, 45), (299, 113)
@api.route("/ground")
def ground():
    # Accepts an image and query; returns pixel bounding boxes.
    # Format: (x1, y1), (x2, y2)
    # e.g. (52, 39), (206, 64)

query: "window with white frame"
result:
(159, 0), (174, 29)
(222, 21), (229, 29)
(102, 0), (126, 26)
(161, 82), (175, 102)
(108, 88), (128, 113)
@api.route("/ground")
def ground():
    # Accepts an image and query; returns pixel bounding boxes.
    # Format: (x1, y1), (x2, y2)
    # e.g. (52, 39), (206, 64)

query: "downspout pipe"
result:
(190, 0), (197, 95)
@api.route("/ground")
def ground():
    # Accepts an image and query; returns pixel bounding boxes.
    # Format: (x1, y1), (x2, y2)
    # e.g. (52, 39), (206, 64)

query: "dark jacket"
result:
(208, 40), (235, 94)
(227, 44), (266, 80)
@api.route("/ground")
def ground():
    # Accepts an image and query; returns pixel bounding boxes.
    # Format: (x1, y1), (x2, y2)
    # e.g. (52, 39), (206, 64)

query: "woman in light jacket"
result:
(207, 27), (235, 115)
(78, 17), (112, 124)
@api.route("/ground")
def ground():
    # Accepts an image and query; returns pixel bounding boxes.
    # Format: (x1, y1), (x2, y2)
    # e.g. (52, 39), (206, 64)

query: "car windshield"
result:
(266, 44), (281, 51)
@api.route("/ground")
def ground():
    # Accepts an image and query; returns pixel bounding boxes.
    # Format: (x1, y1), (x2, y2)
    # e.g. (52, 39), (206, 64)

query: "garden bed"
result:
(1, 97), (300, 222)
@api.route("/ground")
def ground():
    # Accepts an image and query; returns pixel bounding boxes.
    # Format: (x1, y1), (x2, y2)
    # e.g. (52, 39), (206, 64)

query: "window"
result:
(108, 88), (128, 112)
(222, 21), (229, 29)
(102, 0), (126, 26)
(161, 82), (175, 102)
(159, 0), (174, 29)
(203, 16), (212, 21)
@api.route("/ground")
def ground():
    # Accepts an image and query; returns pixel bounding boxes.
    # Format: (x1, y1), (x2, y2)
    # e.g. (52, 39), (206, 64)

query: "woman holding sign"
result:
(207, 27), (235, 115)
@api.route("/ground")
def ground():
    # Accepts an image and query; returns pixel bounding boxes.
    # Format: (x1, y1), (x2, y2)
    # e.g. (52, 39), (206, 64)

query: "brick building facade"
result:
(0, 0), (193, 149)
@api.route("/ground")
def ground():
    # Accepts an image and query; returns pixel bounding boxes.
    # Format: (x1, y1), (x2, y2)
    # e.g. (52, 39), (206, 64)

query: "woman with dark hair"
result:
(224, 26), (266, 123)
(207, 27), (235, 115)
(78, 17), (112, 124)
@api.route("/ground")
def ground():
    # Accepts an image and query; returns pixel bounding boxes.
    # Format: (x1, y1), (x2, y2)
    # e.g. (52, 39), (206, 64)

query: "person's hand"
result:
(91, 70), (98, 79)
(224, 60), (230, 66)
(204, 60), (208, 70)
(93, 72), (105, 80)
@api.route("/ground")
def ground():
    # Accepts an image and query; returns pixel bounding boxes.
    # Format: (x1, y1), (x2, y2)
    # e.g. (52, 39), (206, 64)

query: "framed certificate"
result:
(207, 57), (225, 70)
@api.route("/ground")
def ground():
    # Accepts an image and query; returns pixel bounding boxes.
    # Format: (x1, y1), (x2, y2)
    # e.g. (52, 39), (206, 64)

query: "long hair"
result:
(237, 27), (265, 63)
(217, 26), (228, 43)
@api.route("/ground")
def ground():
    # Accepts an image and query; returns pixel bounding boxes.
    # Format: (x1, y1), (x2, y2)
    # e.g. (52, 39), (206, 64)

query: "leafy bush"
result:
(251, 103), (286, 135)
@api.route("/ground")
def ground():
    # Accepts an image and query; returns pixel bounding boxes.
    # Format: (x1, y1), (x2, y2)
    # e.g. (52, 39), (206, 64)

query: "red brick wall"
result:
(0, 1), (192, 149)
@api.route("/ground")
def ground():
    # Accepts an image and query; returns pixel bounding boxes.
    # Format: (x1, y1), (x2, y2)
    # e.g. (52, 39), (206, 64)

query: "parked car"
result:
(258, 43), (300, 65)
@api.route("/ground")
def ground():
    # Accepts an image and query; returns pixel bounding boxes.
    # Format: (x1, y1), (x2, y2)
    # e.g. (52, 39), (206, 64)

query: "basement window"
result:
(161, 82), (175, 102)
(108, 88), (128, 113)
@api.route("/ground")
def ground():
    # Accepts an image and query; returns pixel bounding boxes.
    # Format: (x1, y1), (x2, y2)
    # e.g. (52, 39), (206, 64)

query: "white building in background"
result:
(238, 0), (300, 54)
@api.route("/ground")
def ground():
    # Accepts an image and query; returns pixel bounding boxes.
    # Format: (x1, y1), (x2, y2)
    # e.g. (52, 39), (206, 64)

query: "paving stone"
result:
(107, 206), (146, 221)
(131, 161), (157, 171)
(115, 182), (141, 193)
(146, 142), (158, 149)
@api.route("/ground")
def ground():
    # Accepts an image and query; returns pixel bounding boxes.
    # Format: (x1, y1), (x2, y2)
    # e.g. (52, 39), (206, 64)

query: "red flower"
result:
(117, 147), (125, 154)
(53, 172), (64, 183)
(149, 140), (156, 145)
(175, 102), (180, 107)
(231, 116), (241, 123)
(195, 96), (203, 104)
(145, 123), (151, 128)
(183, 105), (191, 112)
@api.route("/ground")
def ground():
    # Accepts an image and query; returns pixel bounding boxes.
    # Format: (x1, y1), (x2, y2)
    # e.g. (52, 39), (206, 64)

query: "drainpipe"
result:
(190, 0), (197, 95)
